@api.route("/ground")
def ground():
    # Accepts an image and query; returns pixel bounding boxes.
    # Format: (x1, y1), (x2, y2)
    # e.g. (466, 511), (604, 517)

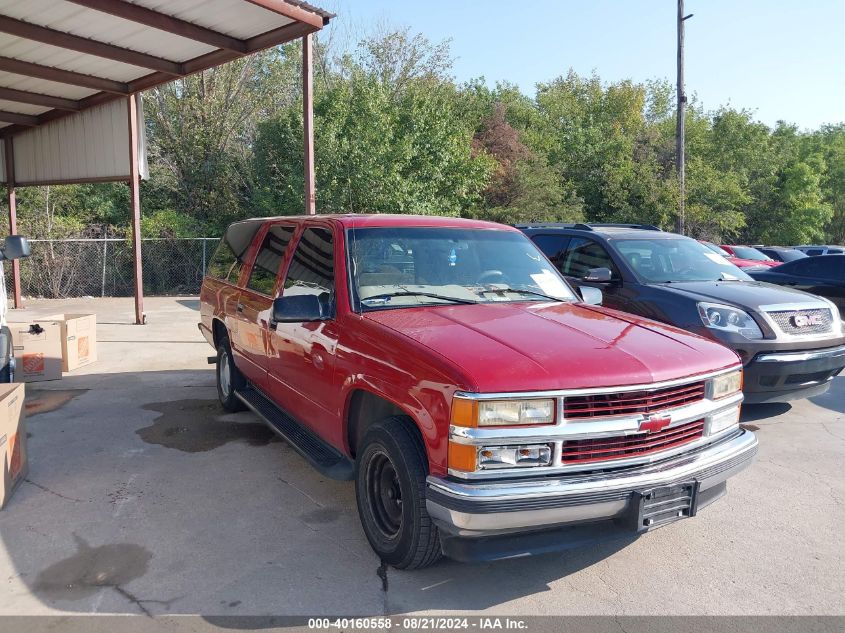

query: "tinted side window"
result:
(807, 249), (824, 256)
(207, 221), (264, 284)
(785, 257), (822, 277)
(284, 227), (335, 313)
(819, 256), (845, 279)
(246, 225), (295, 295)
(206, 240), (243, 284)
(531, 235), (571, 270)
(561, 238), (619, 279)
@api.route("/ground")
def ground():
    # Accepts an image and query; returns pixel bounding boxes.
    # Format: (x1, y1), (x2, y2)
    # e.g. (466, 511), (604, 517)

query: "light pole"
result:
(676, 0), (693, 235)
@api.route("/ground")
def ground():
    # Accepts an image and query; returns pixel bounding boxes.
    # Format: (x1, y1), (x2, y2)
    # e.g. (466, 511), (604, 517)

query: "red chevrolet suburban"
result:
(199, 214), (757, 569)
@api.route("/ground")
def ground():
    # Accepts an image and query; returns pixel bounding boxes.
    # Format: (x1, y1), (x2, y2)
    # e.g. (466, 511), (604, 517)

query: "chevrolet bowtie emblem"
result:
(639, 414), (672, 433)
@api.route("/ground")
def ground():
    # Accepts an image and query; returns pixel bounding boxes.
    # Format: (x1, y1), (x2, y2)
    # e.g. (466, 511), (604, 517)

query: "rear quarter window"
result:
(206, 239), (244, 284)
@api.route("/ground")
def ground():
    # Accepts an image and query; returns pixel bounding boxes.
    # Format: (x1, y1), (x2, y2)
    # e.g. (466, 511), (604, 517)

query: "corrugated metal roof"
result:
(0, 0), (330, 184)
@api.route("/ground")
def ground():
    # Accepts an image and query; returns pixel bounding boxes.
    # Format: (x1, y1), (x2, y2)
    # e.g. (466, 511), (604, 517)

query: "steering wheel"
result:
(477, 270), (506, 284)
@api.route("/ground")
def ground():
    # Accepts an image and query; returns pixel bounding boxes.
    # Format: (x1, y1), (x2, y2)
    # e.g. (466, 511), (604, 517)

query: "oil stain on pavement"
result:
(137, 399), (277, 452)
(34, 535), (151, 601)
(25, 389), (88, 417)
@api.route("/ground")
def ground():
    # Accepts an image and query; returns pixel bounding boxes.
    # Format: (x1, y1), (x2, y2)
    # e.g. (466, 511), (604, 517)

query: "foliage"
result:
(4, 28), (843, 249)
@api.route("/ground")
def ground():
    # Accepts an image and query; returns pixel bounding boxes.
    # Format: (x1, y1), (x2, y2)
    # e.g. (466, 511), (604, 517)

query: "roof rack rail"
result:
(586, 223), (662, 231)
(512, 222), (661, 232)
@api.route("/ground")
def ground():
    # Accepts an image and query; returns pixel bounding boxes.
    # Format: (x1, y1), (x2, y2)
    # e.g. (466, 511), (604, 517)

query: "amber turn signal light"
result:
(450, 398), (478, 428)
(447, 441), (477, 472)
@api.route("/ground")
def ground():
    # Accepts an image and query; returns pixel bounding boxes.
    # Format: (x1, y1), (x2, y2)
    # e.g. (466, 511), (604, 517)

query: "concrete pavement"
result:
(0, 297), (842, 616)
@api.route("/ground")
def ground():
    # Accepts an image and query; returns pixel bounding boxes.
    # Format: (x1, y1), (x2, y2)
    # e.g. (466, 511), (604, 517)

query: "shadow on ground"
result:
(809, 375), (845, 415)
(2, 368), (644, 616)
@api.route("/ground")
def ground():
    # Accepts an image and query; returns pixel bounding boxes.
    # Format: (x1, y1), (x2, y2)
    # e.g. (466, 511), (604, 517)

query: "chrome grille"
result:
(563, 381), (706, 419)
(767, 308), (833, 335)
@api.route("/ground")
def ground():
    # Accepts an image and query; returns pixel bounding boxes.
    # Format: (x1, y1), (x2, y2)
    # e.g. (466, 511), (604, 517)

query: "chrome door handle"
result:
(236, 303), (245, 313)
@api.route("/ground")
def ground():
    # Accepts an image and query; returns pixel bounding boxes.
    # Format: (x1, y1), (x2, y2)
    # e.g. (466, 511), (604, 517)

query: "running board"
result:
(235, 387), (354, 481)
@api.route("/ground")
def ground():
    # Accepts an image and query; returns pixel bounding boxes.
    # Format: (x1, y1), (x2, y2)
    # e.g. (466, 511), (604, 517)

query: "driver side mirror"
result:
(0, 236), (30, 261)
(578, 286), (603, 306)
(583, 267), (613, 283)
(271, 294), (326, 324)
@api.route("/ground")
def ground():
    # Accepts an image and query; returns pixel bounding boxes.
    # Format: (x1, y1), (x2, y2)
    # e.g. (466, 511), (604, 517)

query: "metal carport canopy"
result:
(0, 0), (331, 323)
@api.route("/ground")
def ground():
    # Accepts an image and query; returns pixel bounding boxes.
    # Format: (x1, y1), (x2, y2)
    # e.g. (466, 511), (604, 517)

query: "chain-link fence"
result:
(3, 238), (220, 298)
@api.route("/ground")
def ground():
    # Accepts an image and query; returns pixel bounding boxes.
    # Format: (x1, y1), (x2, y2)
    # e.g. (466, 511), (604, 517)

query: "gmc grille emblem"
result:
(791, 314), (823, 328)
(639, 414), (672, 433)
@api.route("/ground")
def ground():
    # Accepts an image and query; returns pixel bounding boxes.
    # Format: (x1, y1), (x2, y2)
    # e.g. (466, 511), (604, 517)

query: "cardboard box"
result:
(7, 320), (63, 383)
(0, 383), (27, 510)
(46, 313), (98, 372)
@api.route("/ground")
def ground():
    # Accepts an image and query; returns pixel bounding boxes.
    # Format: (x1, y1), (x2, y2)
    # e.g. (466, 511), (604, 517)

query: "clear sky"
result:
(321, 0), (845, 130)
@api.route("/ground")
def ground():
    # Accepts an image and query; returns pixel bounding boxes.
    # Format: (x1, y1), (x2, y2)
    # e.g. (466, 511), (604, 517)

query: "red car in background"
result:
(719, 245), (780, 268)
(698, 241), (771, 271)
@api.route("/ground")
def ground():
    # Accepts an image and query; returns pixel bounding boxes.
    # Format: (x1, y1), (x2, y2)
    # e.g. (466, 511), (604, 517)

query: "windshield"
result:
(615, 238), (753, 283)
(701, 241), (732, 258)
(728, 246), (772, 261)
(347, 227), (578, 310)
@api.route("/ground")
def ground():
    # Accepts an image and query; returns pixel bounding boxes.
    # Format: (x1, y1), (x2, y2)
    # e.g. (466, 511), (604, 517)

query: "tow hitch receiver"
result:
(630, 481), (700, 532)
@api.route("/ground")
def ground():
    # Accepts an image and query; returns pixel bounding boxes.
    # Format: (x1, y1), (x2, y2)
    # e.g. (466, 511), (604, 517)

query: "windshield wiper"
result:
(361, 291), (478, 306)
(478, 287), (564, 302)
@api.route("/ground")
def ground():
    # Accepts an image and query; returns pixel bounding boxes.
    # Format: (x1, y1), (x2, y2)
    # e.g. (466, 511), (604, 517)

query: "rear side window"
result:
(206, 241), (243, 284)
(284, 227), (335, 312)
(531, 234), (571, 270)
(784, 257), (823, 277)
(807, 249), (824, 256)
(207, 221), (263, 284)
(560, 238), (619, 279)
(246, 225), (295, 295)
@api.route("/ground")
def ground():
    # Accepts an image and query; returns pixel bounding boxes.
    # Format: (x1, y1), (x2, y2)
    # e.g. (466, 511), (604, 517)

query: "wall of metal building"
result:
(2, 96), (147, 186)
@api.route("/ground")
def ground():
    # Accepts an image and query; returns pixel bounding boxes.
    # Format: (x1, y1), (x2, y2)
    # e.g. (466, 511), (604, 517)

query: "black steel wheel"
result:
(355, 416), (442, 569)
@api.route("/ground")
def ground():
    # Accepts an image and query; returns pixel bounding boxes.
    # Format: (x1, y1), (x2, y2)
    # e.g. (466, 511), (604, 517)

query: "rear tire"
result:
(216, 336), (246, 412)
(355, 416), (442, 570)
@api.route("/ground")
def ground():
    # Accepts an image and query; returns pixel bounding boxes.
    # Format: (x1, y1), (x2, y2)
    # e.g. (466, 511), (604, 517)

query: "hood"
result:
(651, 280), (828, 311)
(364, 302), (739, 393)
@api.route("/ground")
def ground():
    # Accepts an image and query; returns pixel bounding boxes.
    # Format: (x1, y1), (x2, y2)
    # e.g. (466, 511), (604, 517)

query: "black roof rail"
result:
(586, 223), (662, 231)
(513, 222), (661, 232)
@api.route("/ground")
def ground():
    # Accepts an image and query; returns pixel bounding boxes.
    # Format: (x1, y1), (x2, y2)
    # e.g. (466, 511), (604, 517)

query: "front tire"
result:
(216, 336), (245, 412)
(355, 416), (442, 570)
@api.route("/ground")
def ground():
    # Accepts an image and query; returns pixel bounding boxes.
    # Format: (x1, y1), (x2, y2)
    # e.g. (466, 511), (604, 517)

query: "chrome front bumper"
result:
(427, 429), (757, 538)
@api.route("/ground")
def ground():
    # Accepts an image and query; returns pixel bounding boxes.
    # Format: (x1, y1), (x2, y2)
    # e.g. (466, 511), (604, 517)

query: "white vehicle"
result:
(0, 236), (31, 382)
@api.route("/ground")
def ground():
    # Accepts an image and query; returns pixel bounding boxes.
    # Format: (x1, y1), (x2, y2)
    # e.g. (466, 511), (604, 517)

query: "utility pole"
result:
(676, 1), (693, 235)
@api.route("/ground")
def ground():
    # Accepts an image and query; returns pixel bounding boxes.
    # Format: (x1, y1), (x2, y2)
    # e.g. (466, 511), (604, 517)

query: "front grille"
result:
(767, 308), (833, 335)
(563, 381), (705, 419)
(560, 419), (705, 464)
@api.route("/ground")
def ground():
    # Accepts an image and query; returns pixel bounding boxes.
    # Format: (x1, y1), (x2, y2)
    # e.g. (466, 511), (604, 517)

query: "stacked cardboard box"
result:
(7, 313), (97, 382)
(0, 383), (26, 509)
(7, 320), (63, 382)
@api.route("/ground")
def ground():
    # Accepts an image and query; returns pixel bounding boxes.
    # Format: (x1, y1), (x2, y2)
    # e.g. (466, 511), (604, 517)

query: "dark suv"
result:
(519, 224), (845, 403)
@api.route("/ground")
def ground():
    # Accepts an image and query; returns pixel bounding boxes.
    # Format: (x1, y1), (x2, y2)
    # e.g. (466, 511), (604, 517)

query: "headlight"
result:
(707, 370), (743, 400)
(697, 302), (763, 339)
(450, 397), (555, 427)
